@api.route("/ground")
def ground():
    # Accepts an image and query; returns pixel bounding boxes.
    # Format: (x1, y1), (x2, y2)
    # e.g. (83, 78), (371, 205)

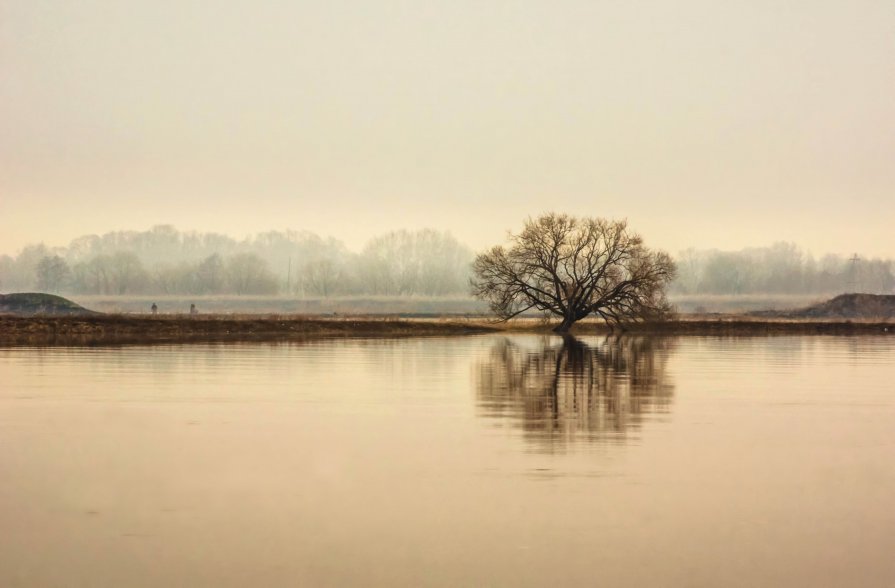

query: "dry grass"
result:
(1, 312), (893, 346)
(604, 317), (895, 336)
(0, 314), (498, 346)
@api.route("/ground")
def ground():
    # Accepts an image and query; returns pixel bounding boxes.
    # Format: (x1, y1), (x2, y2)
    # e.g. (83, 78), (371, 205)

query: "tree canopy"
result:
(471, 213), (676, 332)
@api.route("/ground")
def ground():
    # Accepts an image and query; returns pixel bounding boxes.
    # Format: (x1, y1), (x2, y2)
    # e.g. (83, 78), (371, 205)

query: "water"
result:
(2, 335), (894, 587)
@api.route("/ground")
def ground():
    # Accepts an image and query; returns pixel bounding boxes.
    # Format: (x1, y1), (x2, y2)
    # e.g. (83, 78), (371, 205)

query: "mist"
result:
(0, 225), (474, 298)
(3, 1), (895, 259)
(2, 225), (893, 303)
(3, 3), (895, 585)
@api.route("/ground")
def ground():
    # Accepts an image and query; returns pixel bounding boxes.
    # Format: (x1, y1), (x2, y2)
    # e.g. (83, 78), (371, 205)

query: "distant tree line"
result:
(0, 225), (473, 297)
(2, 229), (893, 298)
(673, 242), (895, 295)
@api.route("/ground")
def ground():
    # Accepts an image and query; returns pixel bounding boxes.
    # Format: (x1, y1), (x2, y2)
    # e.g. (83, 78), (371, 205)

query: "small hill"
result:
(0, 293), (100, 317)
(756, 293), (895, 320)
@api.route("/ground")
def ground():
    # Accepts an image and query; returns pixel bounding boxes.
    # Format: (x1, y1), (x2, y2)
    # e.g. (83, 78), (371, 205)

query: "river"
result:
(1, 335), (894, 587)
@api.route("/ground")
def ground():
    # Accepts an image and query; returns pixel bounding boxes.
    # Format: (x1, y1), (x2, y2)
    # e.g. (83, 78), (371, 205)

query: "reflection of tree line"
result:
(477, 336), (674, 449)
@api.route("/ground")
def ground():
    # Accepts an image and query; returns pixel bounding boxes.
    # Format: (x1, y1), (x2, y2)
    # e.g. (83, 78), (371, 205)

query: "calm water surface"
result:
(2, 335), (894, 587)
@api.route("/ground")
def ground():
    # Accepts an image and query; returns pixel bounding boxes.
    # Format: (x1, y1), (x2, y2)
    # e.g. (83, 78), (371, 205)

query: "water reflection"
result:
(477, 336), (675, 450)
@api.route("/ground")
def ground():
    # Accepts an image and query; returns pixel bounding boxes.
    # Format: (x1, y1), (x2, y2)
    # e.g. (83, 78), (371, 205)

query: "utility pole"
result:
(286, 257), (292, 295)
(848, 253), (860, 293)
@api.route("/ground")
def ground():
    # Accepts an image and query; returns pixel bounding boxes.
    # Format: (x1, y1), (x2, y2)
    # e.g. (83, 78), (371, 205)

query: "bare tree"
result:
(225, 253), (278, 295)
(195, 253), (225, 294)
(35, 255), (70, 292)
(471, 213), (675, 333)
(78, 256), (112, 294)
(357, 229), (472, 295)
(0, 254), (13, 291)
(108, 252), (148, 295)
(302, 258), (342, 298)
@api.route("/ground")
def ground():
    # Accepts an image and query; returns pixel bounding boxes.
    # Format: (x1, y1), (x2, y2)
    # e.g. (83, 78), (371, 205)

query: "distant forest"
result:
(0, 226), (472, 297)
(0, 226), (893, 297)
(673, 243), (894, 296)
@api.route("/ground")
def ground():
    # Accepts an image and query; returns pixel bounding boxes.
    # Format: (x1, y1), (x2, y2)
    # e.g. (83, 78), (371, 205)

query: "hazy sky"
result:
(2, 0), (893, 256)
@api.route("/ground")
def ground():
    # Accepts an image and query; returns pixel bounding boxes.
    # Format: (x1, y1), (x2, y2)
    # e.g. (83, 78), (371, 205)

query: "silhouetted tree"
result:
(472, 214), (675, 332)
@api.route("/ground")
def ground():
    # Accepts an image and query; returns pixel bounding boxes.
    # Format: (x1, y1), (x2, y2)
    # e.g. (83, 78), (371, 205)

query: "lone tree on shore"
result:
(471, 213), (676, 333)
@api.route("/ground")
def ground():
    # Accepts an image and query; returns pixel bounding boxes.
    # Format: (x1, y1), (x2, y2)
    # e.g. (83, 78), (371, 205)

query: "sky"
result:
(1, 0), (893, 257)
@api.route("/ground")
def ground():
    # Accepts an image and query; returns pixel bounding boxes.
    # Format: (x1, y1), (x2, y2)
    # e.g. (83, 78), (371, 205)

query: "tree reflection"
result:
(476, 336), (675, 450)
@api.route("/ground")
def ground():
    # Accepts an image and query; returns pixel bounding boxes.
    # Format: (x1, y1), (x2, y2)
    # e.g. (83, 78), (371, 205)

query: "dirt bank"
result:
(1, 314), (892, 346)
(752, 293), (895, 320)
(0, 293), (99, 317)
(0, 315), (498, 346)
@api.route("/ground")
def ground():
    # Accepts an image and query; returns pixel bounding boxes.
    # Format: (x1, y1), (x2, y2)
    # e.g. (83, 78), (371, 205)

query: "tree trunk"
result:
(553, 314), (576, 333)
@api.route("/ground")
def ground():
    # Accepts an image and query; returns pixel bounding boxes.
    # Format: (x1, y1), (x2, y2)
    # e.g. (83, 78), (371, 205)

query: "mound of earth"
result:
(759, 293), (895, 319)
(0, 293), (99, 317)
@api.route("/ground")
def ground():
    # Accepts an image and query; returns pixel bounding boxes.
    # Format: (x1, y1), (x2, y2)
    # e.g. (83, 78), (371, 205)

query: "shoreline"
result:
(0, 315), (497, 346)
(1, 314), (893, 346)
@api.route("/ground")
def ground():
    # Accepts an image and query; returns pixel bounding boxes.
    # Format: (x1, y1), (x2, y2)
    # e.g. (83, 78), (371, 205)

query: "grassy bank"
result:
(1, 314), (893, 346)
(0, 315), (498, 346)
(605, 317), (895, 336)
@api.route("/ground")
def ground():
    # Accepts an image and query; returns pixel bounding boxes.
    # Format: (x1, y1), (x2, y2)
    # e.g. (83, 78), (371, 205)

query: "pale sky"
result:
(1, 0), (893, 257)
